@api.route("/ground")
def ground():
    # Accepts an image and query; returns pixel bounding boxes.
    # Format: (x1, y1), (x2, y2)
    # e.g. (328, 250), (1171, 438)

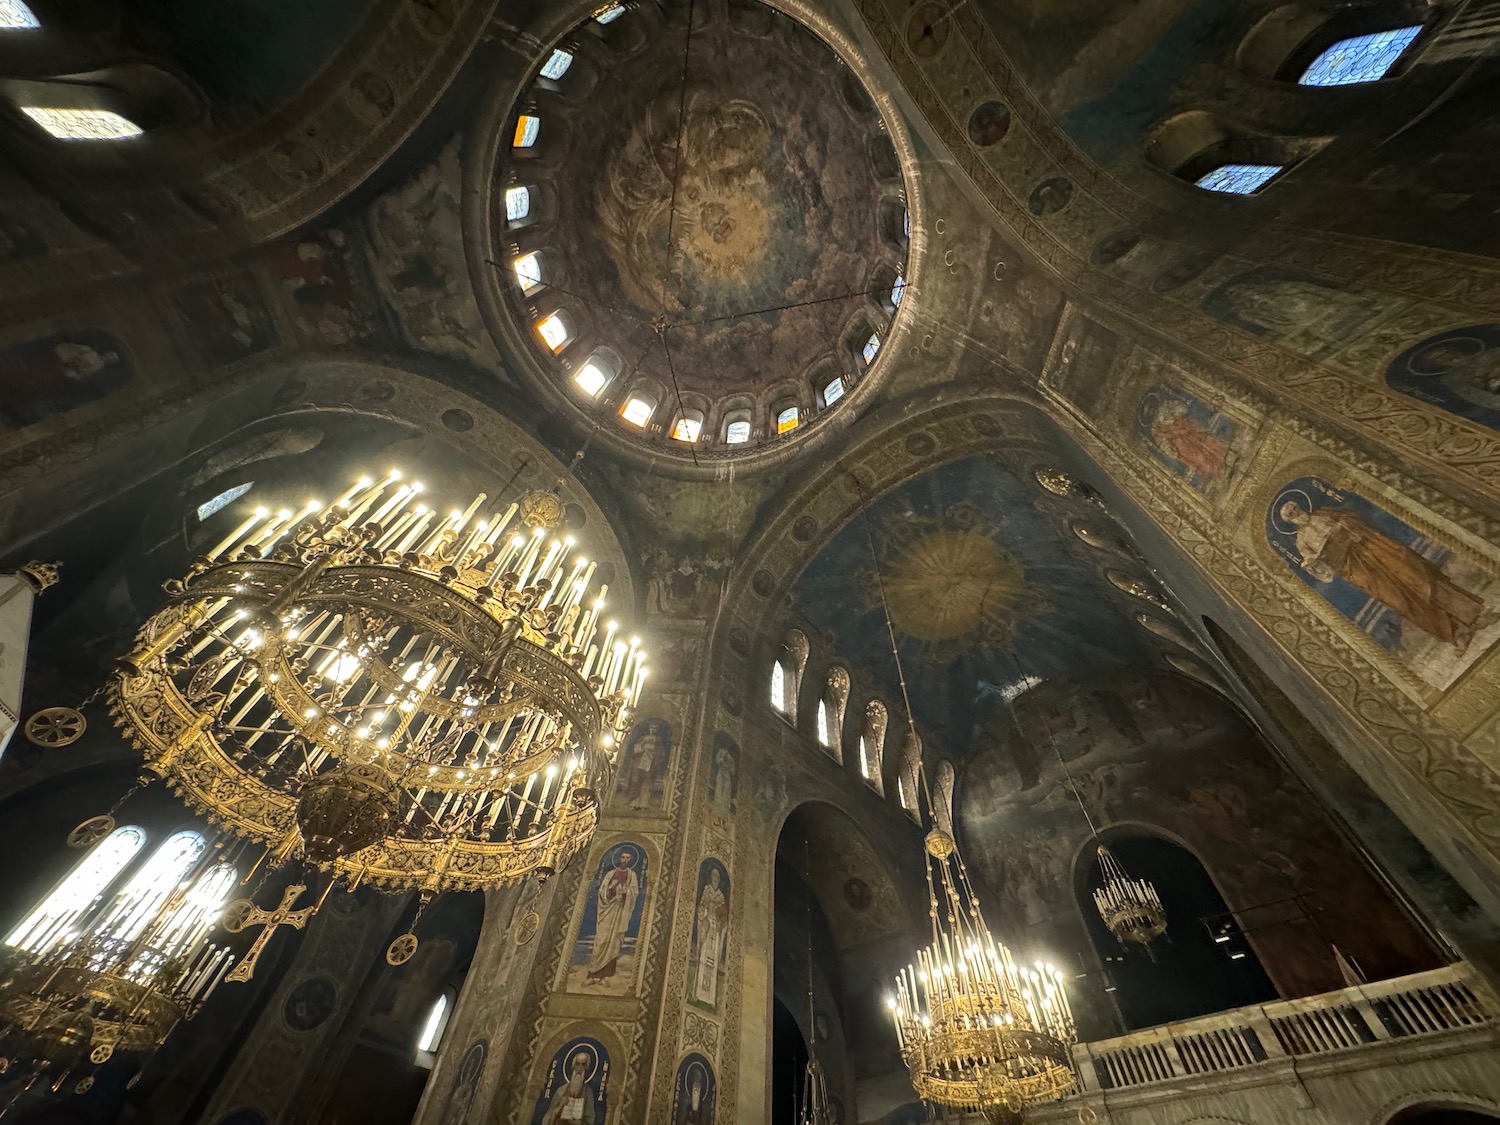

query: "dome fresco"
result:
(494, 0), (908, 457)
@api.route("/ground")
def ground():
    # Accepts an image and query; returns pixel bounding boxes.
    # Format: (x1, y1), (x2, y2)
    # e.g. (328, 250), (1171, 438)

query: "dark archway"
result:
(1078, 832), (1276, 1030)
(1388, 1106), (1500, 1125)
(771, 996), (810, 1125)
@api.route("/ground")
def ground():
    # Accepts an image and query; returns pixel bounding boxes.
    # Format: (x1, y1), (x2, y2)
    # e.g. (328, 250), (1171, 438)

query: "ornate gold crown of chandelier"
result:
(1093, 844), (1167, 947)
(888, 821), (1077, 1122)
(0, 836), (238, 1100)
(106, 471), (644, 899)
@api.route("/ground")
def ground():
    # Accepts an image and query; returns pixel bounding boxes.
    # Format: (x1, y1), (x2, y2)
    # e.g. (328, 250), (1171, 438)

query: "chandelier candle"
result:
(108, 472), (646, 895)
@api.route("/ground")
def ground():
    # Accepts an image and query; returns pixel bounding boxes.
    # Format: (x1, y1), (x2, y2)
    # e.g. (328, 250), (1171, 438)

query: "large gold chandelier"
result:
(0, 844), (238, 1098)
(106, 472), (643, 902)
(888, 827), (1077, 1122)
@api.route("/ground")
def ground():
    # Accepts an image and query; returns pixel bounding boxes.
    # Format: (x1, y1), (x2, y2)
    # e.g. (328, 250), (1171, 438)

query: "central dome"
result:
(493, 0), (910, 460)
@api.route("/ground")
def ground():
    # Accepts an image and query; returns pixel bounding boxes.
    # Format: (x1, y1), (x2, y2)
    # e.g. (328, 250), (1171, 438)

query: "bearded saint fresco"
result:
(687, 860), (730, 1011)
(0, 330), (133, 429)
(672, 1054), (716, 1125)
(1135, 384), (1242, 496)
(1268, 478), (1498, 682)
(531, 1038), (608, 1125)
(1202, 267), (1390, 359)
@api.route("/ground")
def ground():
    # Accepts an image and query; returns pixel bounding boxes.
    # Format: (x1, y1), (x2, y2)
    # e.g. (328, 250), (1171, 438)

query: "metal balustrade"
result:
(1075, 963), (1494, 1092)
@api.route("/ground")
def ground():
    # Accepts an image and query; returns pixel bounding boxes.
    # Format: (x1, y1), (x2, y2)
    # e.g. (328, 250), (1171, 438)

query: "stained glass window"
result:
(1300, 26), (1421, 86)
(540, 49), (574, 80)
(671, 414), (702, 442)
(823, 377), (844, 406)
(594, 3), (625, 24)
(903, 208), (911, 238)
(23, 107), (142, 140)
(6, 826), (147, 955)
(504, 186), (531, 222)
(513, 115), (541, 148)
(770, 661), (787, 711)
(197, 482), (252, 522)
(862, 333), (881, 364)
(537, 313), (569, 351)
(621, 396), (654, 427)
(514, 251), (543, 292)
(816, 700), (831, 746)
(1194, 163), (1283, 195)
(575, 361), (609, 397)
(725, 419), (751, 444)
(0, 1), (39, 29)
(776, 406), (799, 434)
(891, 275), (906, 307)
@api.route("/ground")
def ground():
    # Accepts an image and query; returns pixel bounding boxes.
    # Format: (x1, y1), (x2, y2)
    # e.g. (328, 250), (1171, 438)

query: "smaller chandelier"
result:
(0, 854), (238, 1095)
(800, 1055), (833, 1125)
(889, 829), (1076, 1122)
(1092, 845), (1167, 947)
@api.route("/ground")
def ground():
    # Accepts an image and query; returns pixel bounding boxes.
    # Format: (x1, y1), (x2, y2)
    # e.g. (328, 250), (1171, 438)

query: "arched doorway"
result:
(772, 802), (924, 1125)
(1387, 1105), (1500, 1125)
(1077, 831), (1276, 1030)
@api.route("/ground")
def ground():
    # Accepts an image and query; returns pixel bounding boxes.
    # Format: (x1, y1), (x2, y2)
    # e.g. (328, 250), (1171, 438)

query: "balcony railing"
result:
(1074, 963), (1494, 1092)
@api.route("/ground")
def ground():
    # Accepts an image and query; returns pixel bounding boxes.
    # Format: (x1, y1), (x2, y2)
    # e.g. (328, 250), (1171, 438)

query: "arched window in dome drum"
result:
(537, 312), (570, 352)
(594, 3), (625, 23)
(903, 208), (911, 238)
(1299, 26), (1421, 86)
(513, 252), (543, 294)
(540, 49), (574, 80)
(822, 376), (845, 407)
(862, 333), (882, 364)
(1194, 163), (1283, 195)
(513, 114), (541, 148)
(671, 412), (704, 442)
(5, 825), (147, 954)
(621, 395), (655, 427)
(197, 481), (252, 522)
(723, 411), (752, 444)
(0, 1), (39, 28)
(891, 275), (906, 307)
(504, 186), (532, 222)
(575, 359), (610, 398)
(775, 405), (799, 434)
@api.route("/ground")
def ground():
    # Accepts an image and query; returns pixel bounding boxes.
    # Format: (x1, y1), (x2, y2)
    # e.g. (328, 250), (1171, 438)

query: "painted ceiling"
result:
(513, 0), (899, 399)
(792, 455), (1156, 754)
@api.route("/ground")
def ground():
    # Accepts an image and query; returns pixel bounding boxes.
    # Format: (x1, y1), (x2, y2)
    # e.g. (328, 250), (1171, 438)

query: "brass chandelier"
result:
(1093, 845), (1167, 948)
(0, 841), (238, 1099)
(102, 471), (643, 926)
(888, 825), (1077, 1122)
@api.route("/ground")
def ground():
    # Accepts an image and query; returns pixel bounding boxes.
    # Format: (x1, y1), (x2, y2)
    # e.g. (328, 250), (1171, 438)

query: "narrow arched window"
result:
(126, 860), (237, 981)
(0, 1), (40, 29)
(862, 699), (888, 794)
(821, 668), (850, 764)
(5, 825), (147, 954)
(770, 661), (788, 713)
(1299, 26), (1421, 86)
(816, 700), (831, 746)
(93, 829), (207, 946)
(898, 730), (922, 820)
(891, 275), (906, 307)
(862, 334), (881, 364)
(418, 991), (451, 1053)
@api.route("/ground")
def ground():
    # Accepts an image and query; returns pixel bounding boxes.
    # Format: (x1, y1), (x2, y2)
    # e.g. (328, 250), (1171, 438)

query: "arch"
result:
(1143, 109), (1329, 196)
(94, 828), (207, 945)
(896, 729), (921, 819)
(1377, 1095), (1500, 1125)
(821, 668), (850, 763)
(772, 629), (809, 722)
(1072, 826), (1276, 1031)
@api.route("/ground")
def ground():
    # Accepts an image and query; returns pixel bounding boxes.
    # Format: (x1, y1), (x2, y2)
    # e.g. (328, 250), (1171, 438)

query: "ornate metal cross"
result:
(223, 884), (316, 983)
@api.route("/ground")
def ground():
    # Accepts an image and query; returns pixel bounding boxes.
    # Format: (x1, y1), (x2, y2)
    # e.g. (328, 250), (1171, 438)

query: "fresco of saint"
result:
(584, 849), (640, 986)
(688, 861), (730, 1011)
(0, 331), (132, 429)
(1386, 325), (1500, 431)
(1277, 501), (1489, 653)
